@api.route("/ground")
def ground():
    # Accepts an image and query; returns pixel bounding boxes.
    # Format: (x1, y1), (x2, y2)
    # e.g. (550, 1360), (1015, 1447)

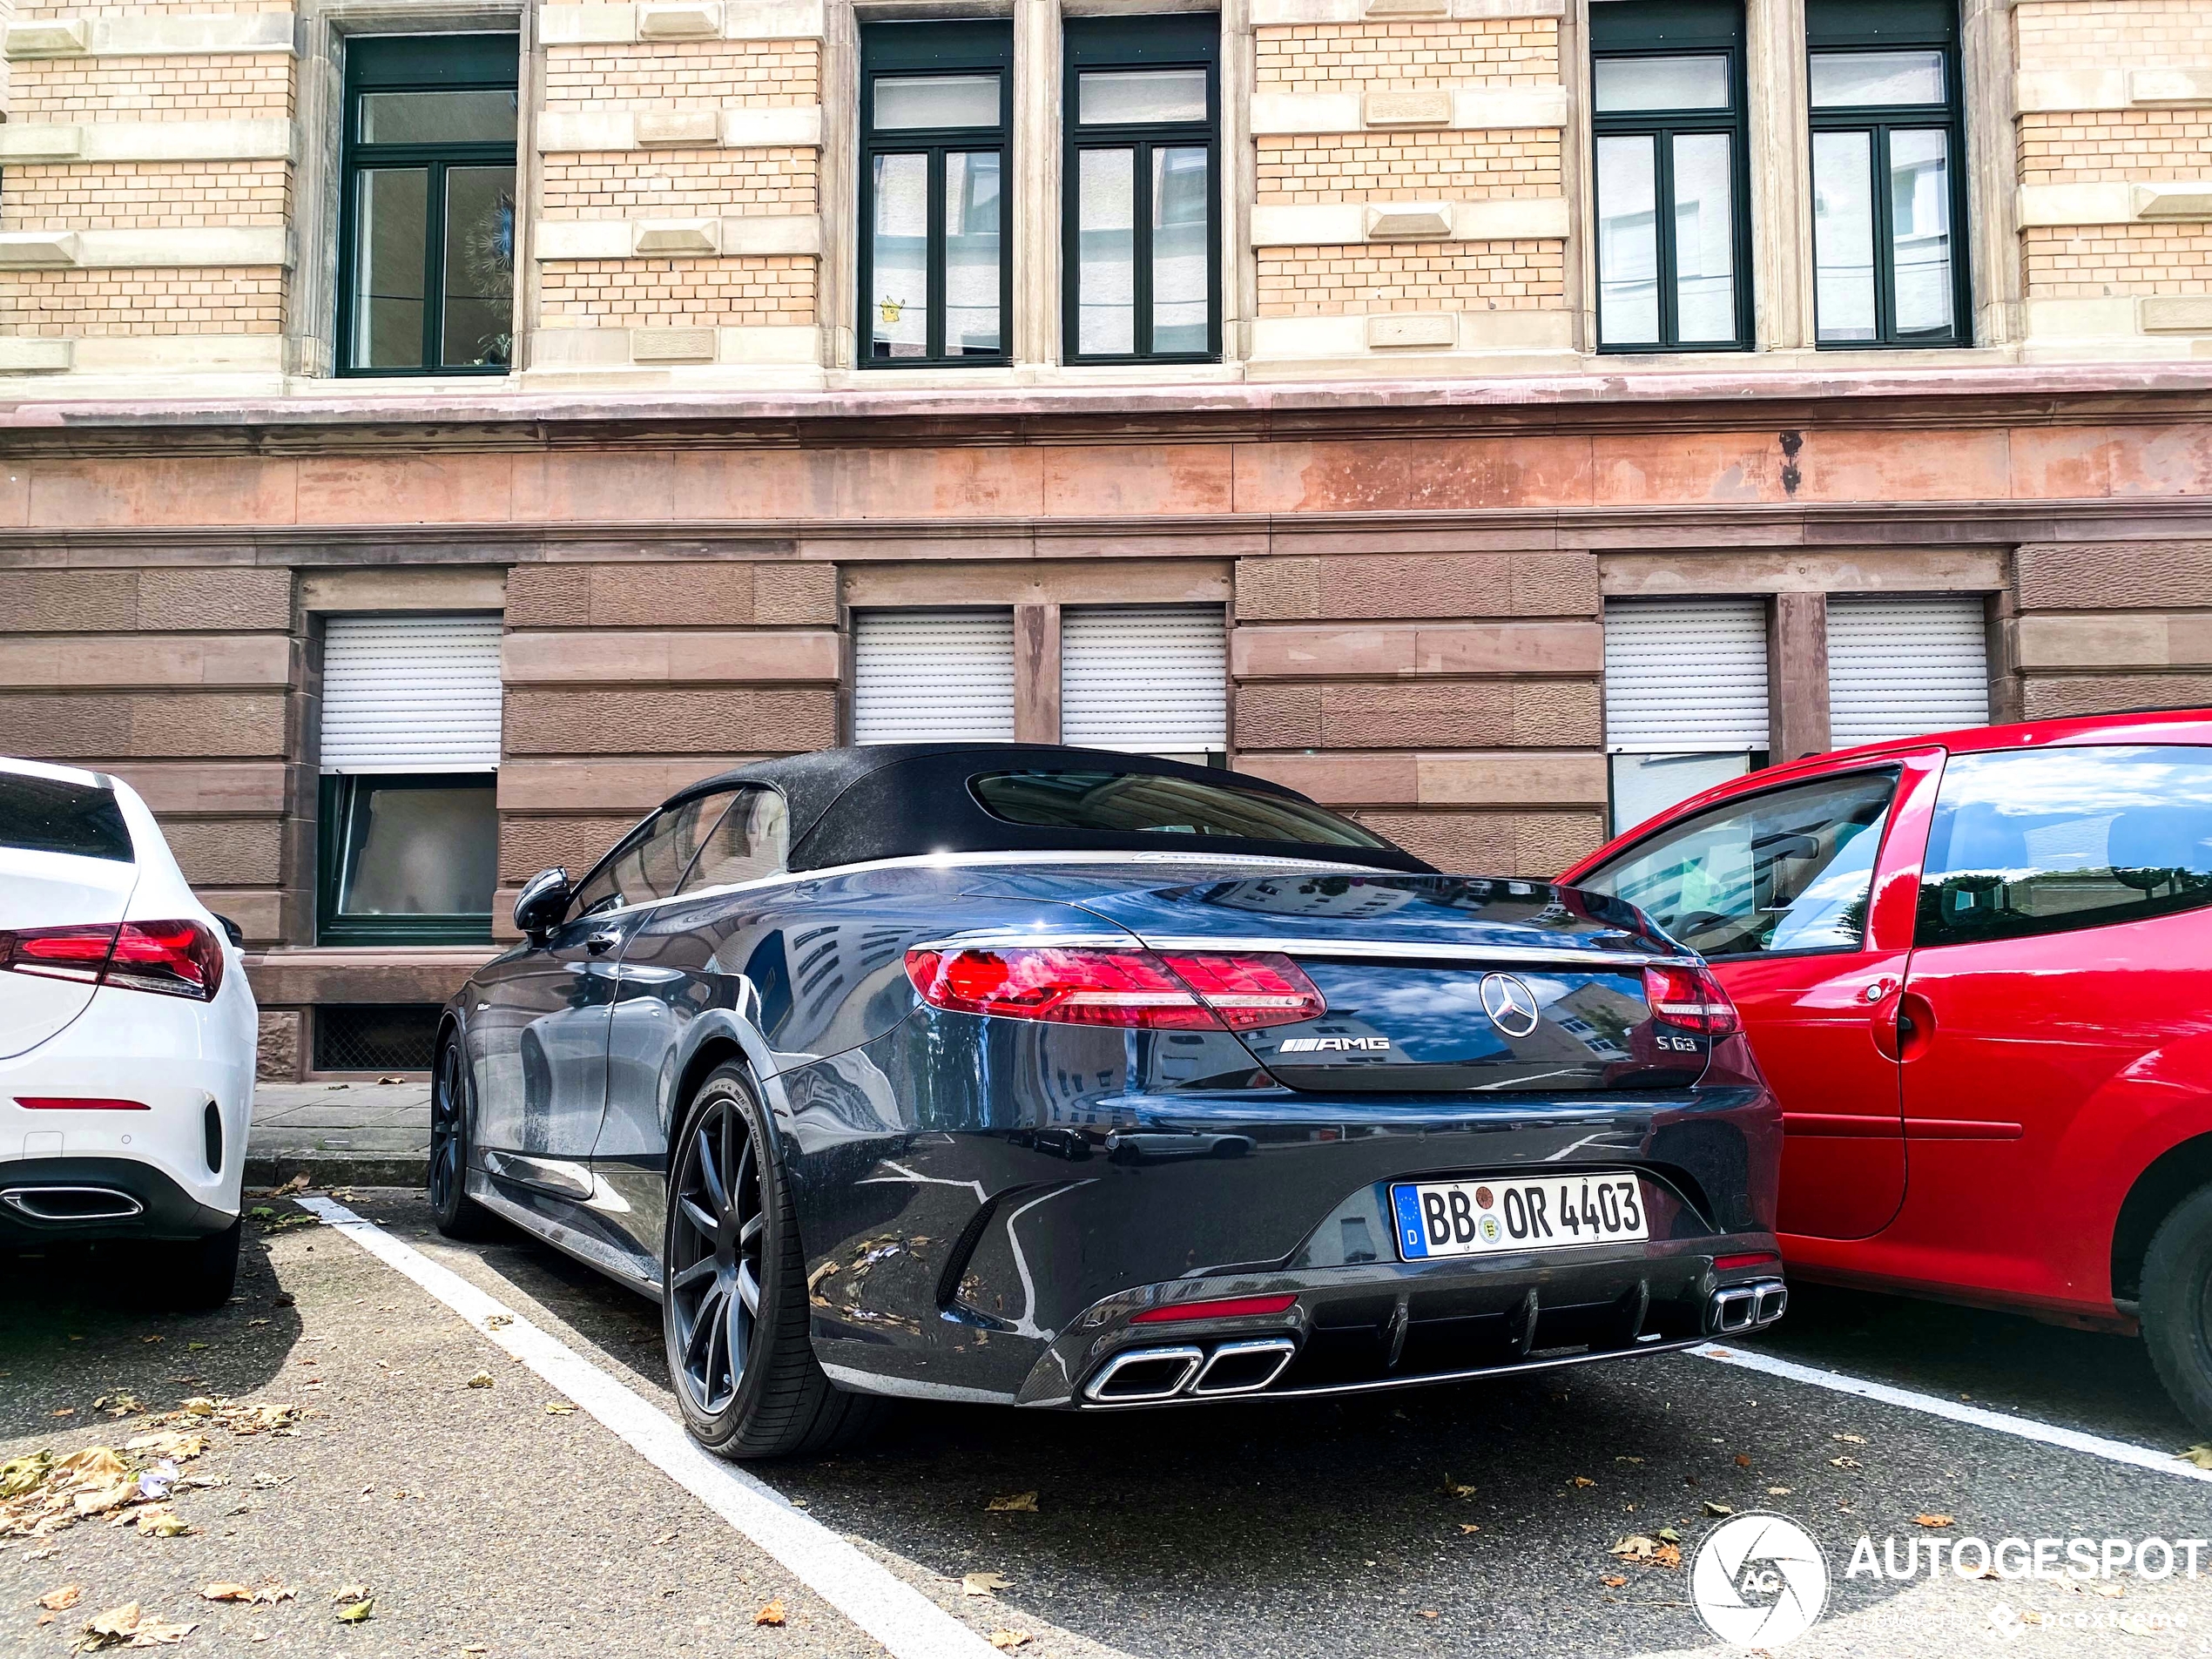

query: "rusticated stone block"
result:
(256, 1009), (303, 1084)
(1320, 682), (1514, 748)
(1354, 811), (1514, 873)
(1510, 551), (1602, 617)
(1321, 555), (1517, 620)
(0, 693), (135, 759)
(1235, 557), (1322, 621)
(1233, 684), (1324, 748)
(136, 693), (290, 758)
(1514, 810), (1606, 878)
(161, 818), (284, 887)
(753, 561), (838, 625)
(1416, 751), (1608, 807)
(2020, 672), (2212, 720)
(501, 815), (644, 883)
(138, 568), (292, 631)
(2016, 543), (2212, 611)
(502, 687), (837, 755)
(1512, 680), (1602, 746)
(0, 570), (138, 632)
(584, 563), (757, 628)
(505, 564), (592, 630)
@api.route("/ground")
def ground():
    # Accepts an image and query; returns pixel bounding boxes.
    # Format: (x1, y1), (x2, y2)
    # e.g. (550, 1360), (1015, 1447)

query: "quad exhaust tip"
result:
(1709, 1277), (1788, 1336)
(1084, 1337), (1299, 1403)
(1, 1185), (145, 1223)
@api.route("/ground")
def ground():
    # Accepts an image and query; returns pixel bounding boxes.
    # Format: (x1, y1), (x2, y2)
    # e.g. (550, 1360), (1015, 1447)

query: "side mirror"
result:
(212, 914), (246, 948)
(513, 867), (571, 943)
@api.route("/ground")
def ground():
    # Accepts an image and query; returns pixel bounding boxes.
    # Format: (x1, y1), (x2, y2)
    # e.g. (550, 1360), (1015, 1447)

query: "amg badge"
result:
(1277, 1035), (1392, 1054)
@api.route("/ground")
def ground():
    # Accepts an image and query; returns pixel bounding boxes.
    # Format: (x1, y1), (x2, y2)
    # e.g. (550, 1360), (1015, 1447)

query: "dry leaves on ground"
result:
(1609, 1535), (1683, 1569)
(988, 1633), (1030, 1651)
(753, 1601), (786, 1627)
(464, 1372), (494, 1390)
(1443, 1477), (1476, 1499)
(1832, 1433), (1866, 1445)
(200, 1584), (293, 1605)
(40, 1586), (83, 1611)
(986, 1492), (1038, 1513)
(1829, 1455), (1863, 1470)
(334, 1597), (374, 1624)
(1914, 1514), (1956, 1527)
(2177, 1445), (2212, 1470)
(1601, 1575), (1628, 1589)
(1702, 1501), (1735, 1518)
(75, 1603), (196, 1650)
(1571, 1477), (1596, 1490)
(543, 1403), (576, 1416)
(962, 1573), (1013, 1597)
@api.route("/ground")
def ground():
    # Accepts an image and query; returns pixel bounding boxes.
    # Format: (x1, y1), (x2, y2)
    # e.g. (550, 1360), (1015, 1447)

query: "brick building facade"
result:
(3, 0), (2211, 1078)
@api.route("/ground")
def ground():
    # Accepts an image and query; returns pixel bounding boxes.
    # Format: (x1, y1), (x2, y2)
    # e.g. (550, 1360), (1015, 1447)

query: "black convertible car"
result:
(435, 745), (1784, 1458)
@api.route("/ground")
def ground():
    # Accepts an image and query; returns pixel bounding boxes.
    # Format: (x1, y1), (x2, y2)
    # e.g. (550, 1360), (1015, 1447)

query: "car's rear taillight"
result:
(1642, 961), (1740, 1037)
(905, 946), (1325, 1032)
(0, 919), (223, 1002)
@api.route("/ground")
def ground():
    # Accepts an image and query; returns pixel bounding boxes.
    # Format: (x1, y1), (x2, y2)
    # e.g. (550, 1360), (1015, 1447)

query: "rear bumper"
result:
(0, 1156), (239, 1245)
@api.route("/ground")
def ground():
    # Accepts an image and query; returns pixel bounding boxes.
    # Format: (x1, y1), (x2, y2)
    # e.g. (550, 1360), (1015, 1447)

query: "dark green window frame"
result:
(1062, 15), (1222, 365)
(857, 21), (1015, 368)
(336, 33), (518, 377)
(316, 773), (496, 946)
(1808, 0), (1972, 348)
(1589, 0), (1753, 354)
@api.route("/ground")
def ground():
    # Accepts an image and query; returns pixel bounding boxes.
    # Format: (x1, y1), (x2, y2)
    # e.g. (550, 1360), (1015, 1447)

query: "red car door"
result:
(1575, 754), (1943, 1240)
(1889, 743), (2212, 1317)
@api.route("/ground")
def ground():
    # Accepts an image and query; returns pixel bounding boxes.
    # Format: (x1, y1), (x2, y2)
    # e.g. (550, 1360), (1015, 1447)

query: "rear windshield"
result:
(969, 769), (1390, 849)
(0, 772), (132, 863)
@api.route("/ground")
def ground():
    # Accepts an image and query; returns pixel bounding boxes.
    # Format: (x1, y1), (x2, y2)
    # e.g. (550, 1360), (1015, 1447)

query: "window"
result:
(1589, 0), (1750, 351)
(1579, 769), (1899, 959)
(338, 36), (517, 375)
(0, 767), (130, 863)
(1917, 747), (2212, 948)
(1064, 16), (1220, 363)
(1826, 593), (1988, 745)
(971, 770), (1388, 846)
(1060, 604), (1227, 765)
(1808, 0), (1968, 347)
(317, 614), (502, 943)
(860, 23), (1012, 367)
(852, 609), (1017, 742)
(570, 790), (735, 919)
(682, 788), (790, 892)
(1603, 597), (1770, 833)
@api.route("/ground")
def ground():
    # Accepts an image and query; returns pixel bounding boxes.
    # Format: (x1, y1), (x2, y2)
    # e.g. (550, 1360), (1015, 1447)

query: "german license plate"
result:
(1389, 1174), (1648, 1261)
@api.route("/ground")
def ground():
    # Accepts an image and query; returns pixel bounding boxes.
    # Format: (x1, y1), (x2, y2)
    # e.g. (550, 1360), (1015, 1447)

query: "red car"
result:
(1563, 708), (2212, 1430)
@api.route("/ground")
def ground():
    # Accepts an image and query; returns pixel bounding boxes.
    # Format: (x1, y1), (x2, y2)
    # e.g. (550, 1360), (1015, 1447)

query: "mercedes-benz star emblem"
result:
(1480, 972), (1541, 1038)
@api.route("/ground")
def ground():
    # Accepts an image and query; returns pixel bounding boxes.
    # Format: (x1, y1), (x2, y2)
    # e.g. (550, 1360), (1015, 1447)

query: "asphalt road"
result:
(6, 1193), (2209, 1659)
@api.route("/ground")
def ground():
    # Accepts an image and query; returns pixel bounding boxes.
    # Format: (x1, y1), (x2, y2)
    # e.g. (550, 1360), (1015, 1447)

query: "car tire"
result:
(149, 1219), (240, 1310)
(428, 1038), (501, 1242)
(2141, 1181), (2212, 1433)
(664, 1062), (891, 1460)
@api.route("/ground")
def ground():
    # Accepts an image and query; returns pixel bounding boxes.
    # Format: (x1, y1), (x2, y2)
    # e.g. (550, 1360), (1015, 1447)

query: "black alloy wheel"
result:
(668, 1089), (767, 1417)
(2143, 1181), (2212, 1433)
(662, 1064), (892, 1460)
(428, 1039), (498, 1240)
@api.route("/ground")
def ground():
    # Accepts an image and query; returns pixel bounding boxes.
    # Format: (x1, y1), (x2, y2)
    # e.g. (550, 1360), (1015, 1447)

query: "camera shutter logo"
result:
(1690, 1513), (1830, 1649)
(1479, 973), (1541, 1038)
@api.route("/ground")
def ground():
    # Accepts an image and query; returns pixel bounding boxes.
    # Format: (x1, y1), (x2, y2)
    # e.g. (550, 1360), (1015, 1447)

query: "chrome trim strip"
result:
(819, 1363), (1020, 1406)
(1082, 1345), (1205, 1402)
(1136, 935), (1677, 968)
(1190, 1338), (1298, 1396)
(1072, 1335), (1703, 1408)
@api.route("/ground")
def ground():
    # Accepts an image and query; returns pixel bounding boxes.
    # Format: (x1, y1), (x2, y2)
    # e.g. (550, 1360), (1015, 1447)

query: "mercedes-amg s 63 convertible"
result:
(435, 745), (1784, 1459)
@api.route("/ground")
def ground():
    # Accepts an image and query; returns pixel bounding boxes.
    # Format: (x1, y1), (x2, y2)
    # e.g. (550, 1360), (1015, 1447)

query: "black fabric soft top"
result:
(664, 745), (1433, 875)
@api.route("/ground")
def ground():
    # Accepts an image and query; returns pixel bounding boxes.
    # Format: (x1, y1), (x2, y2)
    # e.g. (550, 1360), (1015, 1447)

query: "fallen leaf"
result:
(543, 1403), (576, 1416)
(2178, 1445), (2212, 1471)
(464, 1372), (493, 1390)
(1417, 1609), (1439, 1620)
(1702, 1501), (1734, 1517)
(1611, 1535), (1662, 1561)
(335, 1598), (374, 1624)
(1830, 1455), (1863, 1470)
(1458, 1523), (1480, 1534)
(483, 1315), (512, 1331)
(1656, 1527), (1682, 1543)
(1571, 1476), (1596, 1489)
(962, 1572), (1012, 1597)
(1832, 1433), (1866, 1445)
(753, 1600), (786, 1628)
(134, 1506), (192, 1537)
(77, 1603), (196, 1649)
(253, 1586), (296, 1606)
(1656, 1543), (1683, 1568)
(1443, 1478), (1476, 1499)
(1602, 1575), (1628, 1588)
(39, 1585), (82, 1611)
(271, 1174), (309, 1197)
(52, 1408), (77, 1419)
(201, 1585), (257, 1602)
(1767, 1487), (1793, 1496)
(1614, 1455), (1643, 1465)
(185, 1343), (210, 1353)
(988, 1634), (1031, 1652)
(986, 1491), (1039, 1513)
(332, 1585), (369, 1603)
(1734, 1453), (1751, 1467)
(1914, 1514), (1955, 1528)
(651, 1532), (678, 1547)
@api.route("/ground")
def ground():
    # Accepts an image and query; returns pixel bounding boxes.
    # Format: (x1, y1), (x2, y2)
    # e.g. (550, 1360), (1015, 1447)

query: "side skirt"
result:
(466, 1169), (664, 1303)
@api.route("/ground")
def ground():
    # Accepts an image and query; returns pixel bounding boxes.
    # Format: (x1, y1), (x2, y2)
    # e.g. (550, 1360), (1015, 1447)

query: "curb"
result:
(246, 1152), (428, 1190)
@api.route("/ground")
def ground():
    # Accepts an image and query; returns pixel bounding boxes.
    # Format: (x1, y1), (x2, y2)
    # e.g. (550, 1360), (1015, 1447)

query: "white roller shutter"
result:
(1827, 594), (1989, 746)
(320, 613), (502, 773)
(1061, 604), (1228, 756)
(853, 609), (1017, 744)
(1603, 597), (1770, 749)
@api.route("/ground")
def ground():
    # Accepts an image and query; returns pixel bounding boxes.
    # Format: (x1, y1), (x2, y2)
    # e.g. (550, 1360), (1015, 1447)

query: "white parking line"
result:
(298, 1196), (1004, 1659)
(1695, 1341), (2212, 1486)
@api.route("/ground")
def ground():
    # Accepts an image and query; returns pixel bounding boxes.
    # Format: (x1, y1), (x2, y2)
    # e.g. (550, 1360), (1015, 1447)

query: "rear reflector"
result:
(906, 946), (1324, 1033)
(1713, 1251), (1779, 1271)
(1642, 962), (1742, 1037)
(0, 919), (223, 1002)
(1131, 1293), (1298, 1325)
(15, 1096), (151, 1111)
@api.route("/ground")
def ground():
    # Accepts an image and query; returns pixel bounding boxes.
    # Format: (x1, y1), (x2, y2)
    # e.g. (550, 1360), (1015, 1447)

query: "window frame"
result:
(1806, 0), (1972, 349)
(335, 32), (520, 379)
(316, 772), (497, 947)
(1588, 0), (1754, 354)
(1061, 16), (1223, 366)
(856, 21), (1015, 370)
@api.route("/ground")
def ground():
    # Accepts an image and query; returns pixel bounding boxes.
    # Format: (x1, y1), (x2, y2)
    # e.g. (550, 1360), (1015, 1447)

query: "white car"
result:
(0, 758), (256, 1305)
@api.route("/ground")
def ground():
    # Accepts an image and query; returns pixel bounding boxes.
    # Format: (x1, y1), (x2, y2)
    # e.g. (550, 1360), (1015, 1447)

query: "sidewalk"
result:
(246, 1079), (432, 1188)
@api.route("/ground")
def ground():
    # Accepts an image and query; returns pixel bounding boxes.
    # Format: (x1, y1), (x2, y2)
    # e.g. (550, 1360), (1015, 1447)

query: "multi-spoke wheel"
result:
(428, 1039), (498, 1240)
(662, 1063), (893, 1460)
(668, 1091), (766, 1416)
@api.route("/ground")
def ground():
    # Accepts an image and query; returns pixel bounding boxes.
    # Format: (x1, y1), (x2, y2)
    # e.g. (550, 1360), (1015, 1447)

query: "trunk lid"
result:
(1073, 870), (1704, 1093)
(0, 767), (138, 1060)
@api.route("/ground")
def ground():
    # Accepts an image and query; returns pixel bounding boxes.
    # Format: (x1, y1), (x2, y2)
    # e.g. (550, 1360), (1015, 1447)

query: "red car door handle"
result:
(1895, 991), (1936, 1061)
